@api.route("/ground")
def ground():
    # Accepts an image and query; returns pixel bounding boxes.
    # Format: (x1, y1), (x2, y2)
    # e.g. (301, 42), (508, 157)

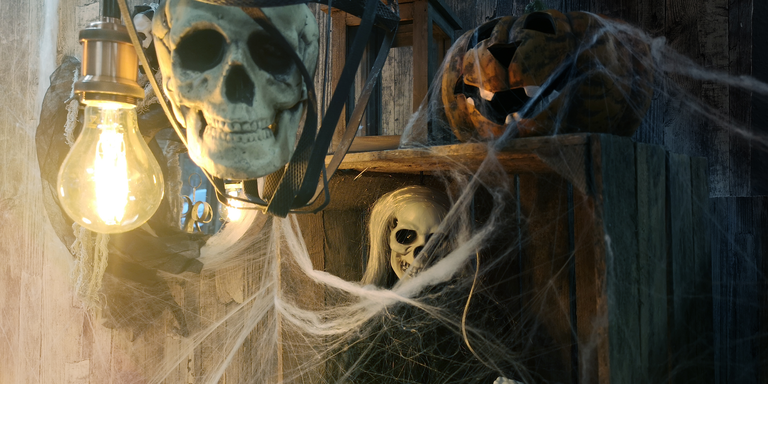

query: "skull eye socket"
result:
(395, 229), (418, 245)
(248, 33), (294, 76)
(176, 29), (227, 72)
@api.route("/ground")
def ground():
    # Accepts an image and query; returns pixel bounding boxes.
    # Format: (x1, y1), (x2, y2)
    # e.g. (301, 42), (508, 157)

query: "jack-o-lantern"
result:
(441, 10), (654, 141)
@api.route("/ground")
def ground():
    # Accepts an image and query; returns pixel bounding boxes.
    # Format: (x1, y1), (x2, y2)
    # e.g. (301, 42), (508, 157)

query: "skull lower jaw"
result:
(183, 101), (305, 180)
(391, 253), (425, 280)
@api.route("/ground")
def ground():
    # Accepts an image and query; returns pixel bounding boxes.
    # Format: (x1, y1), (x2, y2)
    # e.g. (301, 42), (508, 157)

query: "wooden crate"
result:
(298, 133), (714, 383)
(323, 0), (462, 145)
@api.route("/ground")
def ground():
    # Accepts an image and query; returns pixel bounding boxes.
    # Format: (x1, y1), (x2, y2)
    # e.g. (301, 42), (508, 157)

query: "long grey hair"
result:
(361, 185), (451, 288)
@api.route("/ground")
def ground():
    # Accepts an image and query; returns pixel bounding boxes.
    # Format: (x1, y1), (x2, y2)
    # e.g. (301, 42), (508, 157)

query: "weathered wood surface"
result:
(598, 135), (642, 384)
(1, 0), (762, 384)
(334, 134), (590, 175)
(516, 173), (573, 383)
(711, 197), (768, 383)
(635, 142), (668, 383)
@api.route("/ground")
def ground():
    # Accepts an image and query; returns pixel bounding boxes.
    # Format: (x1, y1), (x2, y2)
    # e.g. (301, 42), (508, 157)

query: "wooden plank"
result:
(334, 134), (590, 175)
(727, 197), (760, 383)
(690, 156), (714, 382)
(87, 305), (114, 383)
(40, 236), (85, 383)
(427, 0), (462, 30)
(378, 48), (413, 136)
(0, 262), (20, 383)
(283, 214), (328, 383)
(728, 0), (752, 196)
(710, 197), (727, 382)
(751, 0), (768, 196)
(711, 197), (763, 383)
(599, 134), (641, 384)
(666, 152), (698, 382)
(331, 9), (348, 151)
(572, 182), (600, 383)
(585, 134), (610, 384)
(392, 23), (414, 47)
(758, 198), (768, 384)
(517, 173), (573, 383)
(412, 0), (429, 111)
(324, 210), (366, 282)
(635, 142), (668, 383)
(160, 280), (184, 384)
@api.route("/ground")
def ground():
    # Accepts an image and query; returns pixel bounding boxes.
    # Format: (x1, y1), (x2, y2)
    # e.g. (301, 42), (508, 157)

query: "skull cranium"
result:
(153, 0), (319, 179)
(389, 201), (445, 279)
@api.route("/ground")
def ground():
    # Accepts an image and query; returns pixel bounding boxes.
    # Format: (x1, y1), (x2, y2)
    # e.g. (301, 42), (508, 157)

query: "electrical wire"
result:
(116, 0), (187, 149)
(461, 249), (496, 373)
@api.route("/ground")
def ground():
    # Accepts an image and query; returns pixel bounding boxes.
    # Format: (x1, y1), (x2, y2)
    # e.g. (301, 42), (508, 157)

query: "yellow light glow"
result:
(57, 103), (164, 234)
(227, 190), (243, 222)
(93, 127), (128, 225)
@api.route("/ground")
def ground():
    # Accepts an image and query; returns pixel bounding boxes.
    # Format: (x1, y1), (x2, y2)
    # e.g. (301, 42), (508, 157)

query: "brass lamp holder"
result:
(75, 1), (144, 106)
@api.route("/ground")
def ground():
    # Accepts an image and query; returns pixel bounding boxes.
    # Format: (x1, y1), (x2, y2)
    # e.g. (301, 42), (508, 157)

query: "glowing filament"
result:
(93, 127), (128, 225)
(227, 190), (243, 222)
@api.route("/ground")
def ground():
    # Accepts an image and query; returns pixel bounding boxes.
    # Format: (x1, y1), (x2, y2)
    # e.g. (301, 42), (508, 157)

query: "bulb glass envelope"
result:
(57, 16), (165, 233)
(57, 102), (165, 234)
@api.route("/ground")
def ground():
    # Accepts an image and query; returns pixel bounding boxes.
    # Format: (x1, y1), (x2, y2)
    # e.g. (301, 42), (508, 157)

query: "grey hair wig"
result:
(361, 185), (451, 288)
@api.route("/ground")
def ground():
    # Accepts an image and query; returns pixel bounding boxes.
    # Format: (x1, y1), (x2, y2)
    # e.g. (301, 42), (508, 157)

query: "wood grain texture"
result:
(0, 0), (760, 384)
(412, 0), (430, 110)
(572, 179), (600, 383)
(666, 152), (705, 382)
(728, 0), (752, 196)
(334, 134), (590, 175)
(711, 197), (766, 383)
(690, 156), (715, 382)
(380, 47), (414, 136)
(599, 134), (641, 384)
(517, 173), (574, 383)
(635, 142), (669, 382)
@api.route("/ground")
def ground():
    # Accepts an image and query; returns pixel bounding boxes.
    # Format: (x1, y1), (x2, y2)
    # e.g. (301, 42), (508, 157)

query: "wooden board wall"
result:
(1, 0), (764, 383)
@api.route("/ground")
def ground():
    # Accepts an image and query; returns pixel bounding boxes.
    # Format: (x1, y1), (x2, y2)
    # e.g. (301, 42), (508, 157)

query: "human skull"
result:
(153, 0), (319, 179)
(389, 201), (445, 279)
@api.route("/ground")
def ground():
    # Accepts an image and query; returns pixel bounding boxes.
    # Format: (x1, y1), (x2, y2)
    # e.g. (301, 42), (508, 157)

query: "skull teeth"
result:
(207, 117), (272, 133)
(205, 125), (274, 143)
(400, 259), (410, 273)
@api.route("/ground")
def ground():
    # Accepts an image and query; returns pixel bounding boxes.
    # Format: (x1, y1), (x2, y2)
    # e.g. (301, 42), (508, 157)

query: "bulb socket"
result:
(75, 18), (144, 105)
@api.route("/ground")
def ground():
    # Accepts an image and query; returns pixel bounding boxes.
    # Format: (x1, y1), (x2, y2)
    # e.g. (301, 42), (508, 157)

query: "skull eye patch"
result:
(248, 33), (294, 76)
(176, 29), (227, 72)
(395, 229), (418, 245)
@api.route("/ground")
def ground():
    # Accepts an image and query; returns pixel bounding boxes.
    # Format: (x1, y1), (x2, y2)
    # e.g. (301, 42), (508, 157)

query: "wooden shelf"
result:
(331, 133), (590, 176)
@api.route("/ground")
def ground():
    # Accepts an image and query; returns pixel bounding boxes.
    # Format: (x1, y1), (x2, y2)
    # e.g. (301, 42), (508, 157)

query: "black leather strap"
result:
(196, 0), (399, 32)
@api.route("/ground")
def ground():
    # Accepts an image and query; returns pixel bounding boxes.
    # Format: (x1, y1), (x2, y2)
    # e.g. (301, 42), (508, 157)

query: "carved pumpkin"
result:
(441, 10), (654, 141)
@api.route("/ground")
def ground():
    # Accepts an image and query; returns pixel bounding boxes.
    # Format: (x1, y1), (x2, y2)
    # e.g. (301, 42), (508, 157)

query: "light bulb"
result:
(57, 101), (164, 233)
(226, 190), (244, 222)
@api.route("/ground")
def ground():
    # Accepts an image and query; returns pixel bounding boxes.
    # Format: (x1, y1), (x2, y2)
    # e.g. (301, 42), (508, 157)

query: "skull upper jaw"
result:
(182, 99), (305, 180)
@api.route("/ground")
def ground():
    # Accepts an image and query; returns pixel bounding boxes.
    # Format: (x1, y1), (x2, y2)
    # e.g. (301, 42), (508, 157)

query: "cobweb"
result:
(57, 6), (768, 384)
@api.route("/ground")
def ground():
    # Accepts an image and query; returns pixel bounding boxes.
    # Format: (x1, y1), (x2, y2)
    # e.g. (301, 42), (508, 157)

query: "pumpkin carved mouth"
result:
(455, 81), (531, 125)
(453, 62), (569, 126)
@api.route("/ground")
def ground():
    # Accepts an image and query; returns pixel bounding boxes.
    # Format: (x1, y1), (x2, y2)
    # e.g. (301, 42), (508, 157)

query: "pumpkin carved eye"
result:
(467, 17), (502, 50)
(523, 12), (556, 34)
(488, 43), (518, 69)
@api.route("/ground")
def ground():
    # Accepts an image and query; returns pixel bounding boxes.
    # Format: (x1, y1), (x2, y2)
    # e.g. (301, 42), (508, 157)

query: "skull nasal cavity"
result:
(225, 65), (255, 106)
